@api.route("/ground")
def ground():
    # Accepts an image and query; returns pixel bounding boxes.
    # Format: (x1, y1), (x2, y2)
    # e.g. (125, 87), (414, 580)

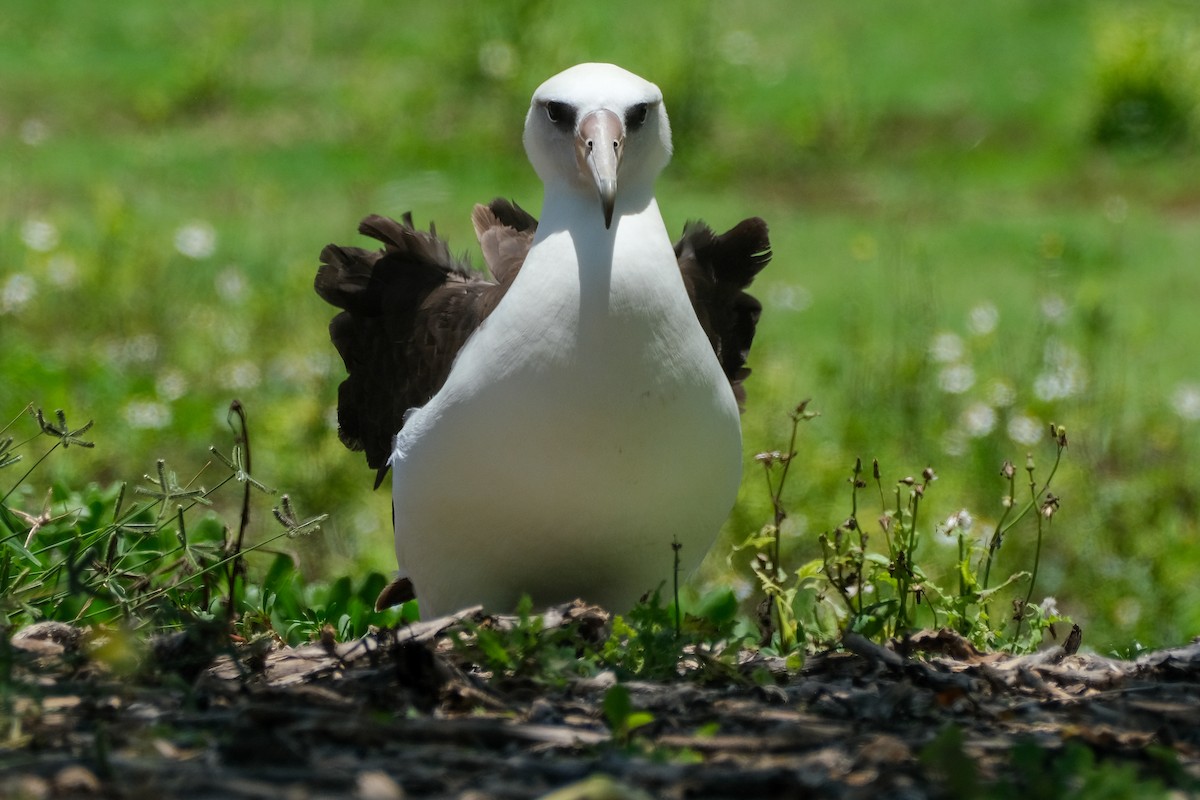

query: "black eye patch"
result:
(544, 101), (577, 131)
(625, 103), (650, 131)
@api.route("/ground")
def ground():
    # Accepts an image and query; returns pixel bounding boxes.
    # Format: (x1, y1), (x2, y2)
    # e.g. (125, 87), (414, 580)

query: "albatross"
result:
(315, 63), (771, 617)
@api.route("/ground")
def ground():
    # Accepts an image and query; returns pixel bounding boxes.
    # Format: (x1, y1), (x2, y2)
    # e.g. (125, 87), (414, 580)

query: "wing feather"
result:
(315, 204), (771, 487)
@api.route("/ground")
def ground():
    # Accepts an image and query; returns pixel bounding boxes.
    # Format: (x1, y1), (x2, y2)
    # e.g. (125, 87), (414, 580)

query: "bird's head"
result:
(524, 63), (673, 229)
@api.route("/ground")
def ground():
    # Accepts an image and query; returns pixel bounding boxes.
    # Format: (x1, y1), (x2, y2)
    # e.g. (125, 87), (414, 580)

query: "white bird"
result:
(316, 63), (770, 617)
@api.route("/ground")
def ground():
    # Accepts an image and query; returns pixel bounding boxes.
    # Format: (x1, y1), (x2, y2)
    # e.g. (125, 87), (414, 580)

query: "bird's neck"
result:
(534, 179), (662, 246)
(523, 179), (683, 341)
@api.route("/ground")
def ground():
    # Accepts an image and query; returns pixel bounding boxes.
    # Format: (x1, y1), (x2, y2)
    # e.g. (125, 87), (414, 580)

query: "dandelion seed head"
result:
(351, 509), (382, 537)
(47, 254), (79, 289)
(174, 221), (217, 260)
(942, 508), (974, 536)
(767, 283), (812, 312)
(1041, 294), (1067, 324)
(21, 218), (59, 252)
(156, 370), (188, 401)
(988, 379), (1016, 408)
(929, 332), (964, 363)
(967, 302), (999, 336)
(938, 363), (975, 394)
(962, 402), (997, 438)
(124, 400), (172, 430)
(223, 360), (261, 390)
(1007, 414), (1043, 446)
(215, 266), (247, 302)
(1171, 383), (1200, 421)
(0, 274), (36, 314)
(478, 40), (516, 81)
(271, 352), (330, 384)
(1034, 339), (1086, 400)
(19, 118), (49, 147)
(124, 334), (159, 364)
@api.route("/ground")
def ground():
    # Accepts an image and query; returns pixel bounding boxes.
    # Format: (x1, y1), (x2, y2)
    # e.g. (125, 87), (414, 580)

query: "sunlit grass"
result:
(4, 0), (1200, 650)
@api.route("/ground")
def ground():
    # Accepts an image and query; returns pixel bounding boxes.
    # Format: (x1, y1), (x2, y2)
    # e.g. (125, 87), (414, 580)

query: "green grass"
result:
(4, 0), (1200, 651)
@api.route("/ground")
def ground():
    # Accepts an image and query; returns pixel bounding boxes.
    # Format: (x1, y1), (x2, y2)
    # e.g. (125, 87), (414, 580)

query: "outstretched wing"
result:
(314, 202), (532, 487)
(315, 201), (769, 485)
(674, 217), (771, 410)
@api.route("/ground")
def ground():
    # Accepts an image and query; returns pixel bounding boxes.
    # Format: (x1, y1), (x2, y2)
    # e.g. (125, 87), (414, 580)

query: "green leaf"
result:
(693, 587), (738, 624)
(624, 711), (654, 733)
(602, 683), (633, 732)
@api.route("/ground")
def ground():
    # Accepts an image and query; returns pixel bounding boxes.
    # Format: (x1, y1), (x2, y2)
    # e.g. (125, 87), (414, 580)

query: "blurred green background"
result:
(3, 0), (1200, 651)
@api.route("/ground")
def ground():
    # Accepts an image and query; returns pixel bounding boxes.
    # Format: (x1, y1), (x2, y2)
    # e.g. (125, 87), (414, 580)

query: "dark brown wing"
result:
(675, 218), (771, 410)
(314, 203), (531, 487)
(315, 202), (769, 488)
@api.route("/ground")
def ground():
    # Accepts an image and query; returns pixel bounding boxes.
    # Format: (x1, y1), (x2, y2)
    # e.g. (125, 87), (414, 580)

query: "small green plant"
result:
(602, 683), (655, 746)
(729, 400), (818, 653)
(449, 595), (600, 687)
(600, 588), (692, 680)
(742, 401), (1072, 654)
(449, 587), (752, 689)
(921, 725), (1177, 799)
(0, 403), (405, 651)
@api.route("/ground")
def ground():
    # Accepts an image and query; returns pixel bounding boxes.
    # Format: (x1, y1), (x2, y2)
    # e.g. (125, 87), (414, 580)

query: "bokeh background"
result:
(3, 1), (1199, 651)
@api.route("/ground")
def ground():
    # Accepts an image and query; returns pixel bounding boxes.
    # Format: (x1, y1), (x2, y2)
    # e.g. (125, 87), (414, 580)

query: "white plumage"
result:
(316, 64), (770, 617)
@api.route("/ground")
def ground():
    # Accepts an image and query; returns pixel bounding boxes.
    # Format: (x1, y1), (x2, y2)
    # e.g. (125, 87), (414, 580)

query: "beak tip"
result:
(599, 185), (617, 229)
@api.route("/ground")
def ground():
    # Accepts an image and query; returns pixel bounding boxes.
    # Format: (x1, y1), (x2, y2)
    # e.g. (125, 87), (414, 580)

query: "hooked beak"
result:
(577, 109), (623, 229)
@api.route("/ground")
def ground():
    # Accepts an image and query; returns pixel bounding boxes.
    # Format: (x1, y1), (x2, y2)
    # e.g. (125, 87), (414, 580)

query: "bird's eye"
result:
(625, 103), (650, 131)
(544, 101), (576, 131)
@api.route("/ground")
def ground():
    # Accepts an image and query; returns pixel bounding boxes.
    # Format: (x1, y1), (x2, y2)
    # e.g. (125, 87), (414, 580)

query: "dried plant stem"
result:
(981, 440), (1064, 592)
(225, 401), (251, 629)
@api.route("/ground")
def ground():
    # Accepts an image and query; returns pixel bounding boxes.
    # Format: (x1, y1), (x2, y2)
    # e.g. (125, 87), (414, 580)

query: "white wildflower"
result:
(156, 370), (188, 401)
(174, 221), (217, 260)
(987, 379), (1016, 408)
(478, 40), (516, 81)
(941, 508), (974, 535)
(1, 274), (36, 314)
(967, 302), (999, 336)
(124, 400), (172, 430)
(19, 118), (49, 147)
(223, 361), (261, 390)
(215, 266), (247, 303)
(1040, 294), (1067, 324)
(1007, 414), (1043, 446)
(21, 218), (59, 252)
(767, 283), (812, 312)
(929, 332), (964, 363)
(961, 402), (996, 438)
(124, 334), (159, 364)
(1171, 383), (1200, 421)
(47, 254), (79, 289)
(1033, 339), (1085, 401)
(938, 363), (975, 394)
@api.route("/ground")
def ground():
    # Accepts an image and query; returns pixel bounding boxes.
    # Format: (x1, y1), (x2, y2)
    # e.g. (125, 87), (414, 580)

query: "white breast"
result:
(390, 199), (741, 616)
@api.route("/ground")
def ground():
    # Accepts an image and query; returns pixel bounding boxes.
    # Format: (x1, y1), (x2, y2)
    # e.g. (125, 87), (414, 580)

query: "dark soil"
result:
(3, 604), (1199, 799)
